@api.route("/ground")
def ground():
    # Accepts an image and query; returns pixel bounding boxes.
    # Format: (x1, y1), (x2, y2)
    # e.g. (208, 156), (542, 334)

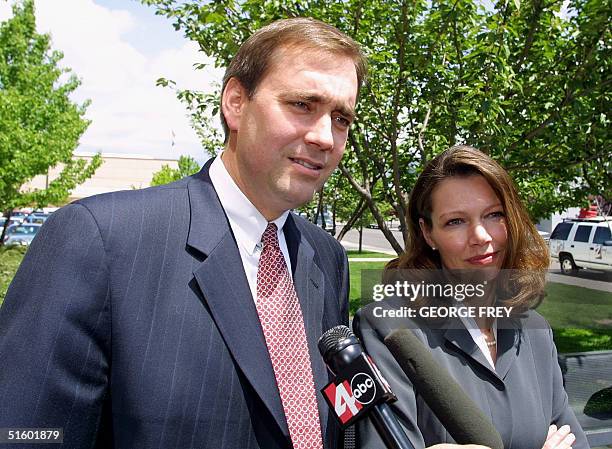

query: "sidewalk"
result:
(340, 240), (396, 255)
(547, 272), (612, 293)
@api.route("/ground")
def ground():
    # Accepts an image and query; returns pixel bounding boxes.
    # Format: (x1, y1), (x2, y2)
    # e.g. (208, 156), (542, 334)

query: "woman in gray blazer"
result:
(354, 145), (588, 449)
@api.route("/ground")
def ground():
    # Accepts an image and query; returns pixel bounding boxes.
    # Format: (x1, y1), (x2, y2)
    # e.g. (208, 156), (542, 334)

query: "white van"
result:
(549, 217), (612, 274)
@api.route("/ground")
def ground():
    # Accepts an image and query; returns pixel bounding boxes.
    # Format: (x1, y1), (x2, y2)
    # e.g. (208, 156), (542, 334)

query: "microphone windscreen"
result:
(318, 325), (353, 359)
(384, 329), (504, 449)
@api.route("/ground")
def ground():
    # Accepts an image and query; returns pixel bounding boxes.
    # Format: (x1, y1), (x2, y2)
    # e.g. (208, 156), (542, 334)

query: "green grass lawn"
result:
(538, 282), (612, 353)
(0, 245), (27, 308)
(349, 260), (387, 315)
(538, 282), (612, 329)
(347, 249), (394, 259)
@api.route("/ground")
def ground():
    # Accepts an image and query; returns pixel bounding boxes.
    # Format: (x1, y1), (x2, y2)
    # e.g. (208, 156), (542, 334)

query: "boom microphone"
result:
(384, 329), (504, 449)
(318, 325), (415, 449)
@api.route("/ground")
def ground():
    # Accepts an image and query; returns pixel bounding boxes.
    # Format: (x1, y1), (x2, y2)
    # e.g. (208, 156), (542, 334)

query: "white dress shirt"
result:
(209, 154), (292, 303)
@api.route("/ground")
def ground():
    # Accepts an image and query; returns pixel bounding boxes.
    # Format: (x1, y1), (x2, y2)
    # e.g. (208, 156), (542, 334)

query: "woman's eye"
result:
(488, 211), (505, 219)
(445, 218), (463, 226)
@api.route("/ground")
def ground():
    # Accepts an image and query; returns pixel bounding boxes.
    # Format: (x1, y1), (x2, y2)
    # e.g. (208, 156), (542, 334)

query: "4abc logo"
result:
(323, 373), (376, 424)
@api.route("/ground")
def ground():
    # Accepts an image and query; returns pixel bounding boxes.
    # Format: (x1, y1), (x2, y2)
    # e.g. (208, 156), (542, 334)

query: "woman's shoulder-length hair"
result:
(385, 145), (550, 312)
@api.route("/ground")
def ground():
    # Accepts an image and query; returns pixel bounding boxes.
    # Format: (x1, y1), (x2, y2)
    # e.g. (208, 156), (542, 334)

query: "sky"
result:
(0, 0), (224, 163)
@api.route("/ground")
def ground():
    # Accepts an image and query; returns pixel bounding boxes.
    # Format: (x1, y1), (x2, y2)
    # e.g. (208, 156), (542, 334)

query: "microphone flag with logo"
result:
(318, 325), (397, 427)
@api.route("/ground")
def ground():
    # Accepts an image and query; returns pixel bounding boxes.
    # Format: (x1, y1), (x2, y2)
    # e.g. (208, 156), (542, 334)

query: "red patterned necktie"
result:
(256, 223), (324, 449)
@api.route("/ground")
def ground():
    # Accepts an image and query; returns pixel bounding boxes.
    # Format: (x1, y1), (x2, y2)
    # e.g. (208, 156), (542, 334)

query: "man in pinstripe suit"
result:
(0, 18), (366, 449)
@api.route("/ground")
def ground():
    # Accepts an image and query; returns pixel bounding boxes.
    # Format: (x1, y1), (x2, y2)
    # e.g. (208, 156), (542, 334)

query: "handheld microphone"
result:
(384, 329), (504, 449)
(318, 325), (415, 449)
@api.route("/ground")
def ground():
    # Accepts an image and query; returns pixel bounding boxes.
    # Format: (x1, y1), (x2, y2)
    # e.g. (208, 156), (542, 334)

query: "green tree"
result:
(0, 0), (102, 238)
(150, 155), (201, 186)
(143, 0), (610, 253)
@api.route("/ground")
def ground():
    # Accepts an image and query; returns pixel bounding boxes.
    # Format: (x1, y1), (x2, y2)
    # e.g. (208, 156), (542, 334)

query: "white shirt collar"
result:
(209, 153), (289, 254)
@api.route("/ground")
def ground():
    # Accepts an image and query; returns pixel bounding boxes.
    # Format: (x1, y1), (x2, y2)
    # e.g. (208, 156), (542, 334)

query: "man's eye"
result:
(292, 101), (309, 110)
(334, 116), (351, 128)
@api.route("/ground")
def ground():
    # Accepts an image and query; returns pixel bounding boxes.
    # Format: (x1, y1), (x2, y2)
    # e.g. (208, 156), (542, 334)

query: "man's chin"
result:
(281, 186), (319, 209)
(287, 196), (316, 211)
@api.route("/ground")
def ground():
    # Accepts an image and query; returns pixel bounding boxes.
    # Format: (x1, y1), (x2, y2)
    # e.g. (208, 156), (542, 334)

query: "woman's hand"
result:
(542, 424), (575, 449)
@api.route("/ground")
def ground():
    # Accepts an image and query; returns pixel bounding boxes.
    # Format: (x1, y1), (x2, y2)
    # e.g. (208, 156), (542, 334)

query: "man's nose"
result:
(305, 114), (334, 150)
(470, 223), (493, 245)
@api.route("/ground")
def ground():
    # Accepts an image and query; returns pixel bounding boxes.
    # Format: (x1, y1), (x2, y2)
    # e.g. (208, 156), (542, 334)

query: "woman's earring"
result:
(431, 246), (436, 251)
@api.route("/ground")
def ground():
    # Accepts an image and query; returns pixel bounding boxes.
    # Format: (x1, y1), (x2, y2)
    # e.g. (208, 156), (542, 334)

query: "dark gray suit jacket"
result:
(353, 299), (589, 449)
(0, 161), (349, 449)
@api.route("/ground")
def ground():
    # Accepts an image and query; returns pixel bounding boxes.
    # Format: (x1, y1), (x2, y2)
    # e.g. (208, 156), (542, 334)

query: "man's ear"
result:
(222, 77), (247, 132)
(419, 218), (436, 249)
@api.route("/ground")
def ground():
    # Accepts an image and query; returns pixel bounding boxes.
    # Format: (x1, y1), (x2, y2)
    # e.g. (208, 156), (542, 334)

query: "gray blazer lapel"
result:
(284, 216), (330, 438)
(186, 163), (289, 436)
(444, 320), (520, 382)
(494, 320), (520, 380)
(444, 326), (500, 380)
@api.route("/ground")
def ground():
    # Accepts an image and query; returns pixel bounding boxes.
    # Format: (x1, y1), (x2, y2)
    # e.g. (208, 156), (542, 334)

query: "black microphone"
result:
(318, 325), (415, 449)
(384, 329), (504, 449)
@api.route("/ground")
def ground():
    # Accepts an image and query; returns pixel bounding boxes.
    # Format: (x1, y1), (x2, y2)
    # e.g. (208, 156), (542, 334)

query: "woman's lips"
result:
(466, 252), (498, 265)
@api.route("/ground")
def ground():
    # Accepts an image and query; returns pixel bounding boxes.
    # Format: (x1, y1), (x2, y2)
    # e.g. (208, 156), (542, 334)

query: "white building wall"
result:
(24, 152), (180, 203)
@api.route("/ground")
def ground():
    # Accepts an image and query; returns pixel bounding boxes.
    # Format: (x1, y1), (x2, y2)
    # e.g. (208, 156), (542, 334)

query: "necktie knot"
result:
(261, 223), (279, 249)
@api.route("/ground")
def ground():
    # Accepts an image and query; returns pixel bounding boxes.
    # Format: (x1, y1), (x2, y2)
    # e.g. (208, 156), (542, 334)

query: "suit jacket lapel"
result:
(283, 216), (330, 439)
(443, 319), (520, 382)
(494, 319), (520, 380)
(444, 326), (494, 376)
(186, 162), (289, 436)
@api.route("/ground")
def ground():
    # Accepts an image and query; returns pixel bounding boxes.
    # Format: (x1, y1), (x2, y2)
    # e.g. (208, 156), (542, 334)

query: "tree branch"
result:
(513, 0), (544, 73)
(338, 162), (403, 254)
(508, 76), (612, 150)
(337, 198), (367, 241)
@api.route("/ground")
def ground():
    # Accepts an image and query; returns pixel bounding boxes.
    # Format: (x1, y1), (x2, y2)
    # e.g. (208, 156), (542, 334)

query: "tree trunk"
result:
(358, 225), (363, 253)
(337, 198), (367, 241)
(314, 189), (325, 227)
(0, 210), (13, 246)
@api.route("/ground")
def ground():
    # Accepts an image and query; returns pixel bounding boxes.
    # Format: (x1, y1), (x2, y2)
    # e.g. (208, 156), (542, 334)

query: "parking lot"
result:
(1, 209), (56, 246)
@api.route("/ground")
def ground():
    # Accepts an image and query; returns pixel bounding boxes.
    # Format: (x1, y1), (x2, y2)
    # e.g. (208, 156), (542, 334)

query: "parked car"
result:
(313, 212), (335, 236)
(5, 215), (24, 226)
(3, 223), (42, 246)
(9, 211), (26, 222)
(8, 218), (23, 227)
(3, 224), (18, 237)
(24, 213), (49, 224)
(537, 230), (550, 242)
(549, 217), (612, 274)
